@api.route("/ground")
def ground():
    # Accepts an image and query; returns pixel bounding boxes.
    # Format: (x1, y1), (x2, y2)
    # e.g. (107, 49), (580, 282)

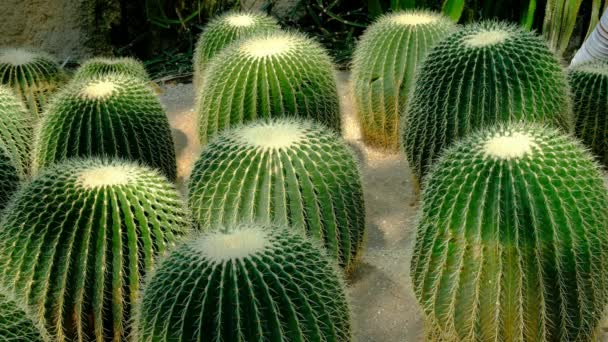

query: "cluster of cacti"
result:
(188, 119), (365, 270)
(193, 11), (279, 88)
(0, 287), (50, 342)
(410, 124), (608, 341)
(196, 31), (341, 144)
(0, 158), (190, 341)
(0, 86), (33, 178)
(0, 47), (66, 119)
(134, 222), (351, 342)
(73, 57), (150, 82)
(403, 21), (573, 182)
(352, 10), (456, 150)
(33, 73), (177, 181)
(568, 61), (608, 166)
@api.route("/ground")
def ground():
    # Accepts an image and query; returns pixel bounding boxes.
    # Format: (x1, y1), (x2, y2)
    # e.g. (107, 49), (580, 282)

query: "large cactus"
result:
(0, 287), (51, 341)
(352, 10), (456, 150)
(0, 158), (191, 341)
(403, 21), (572, 182)
(33, 73), (177, 181)
(73, 57), (150, 82)
(568, 61), (608, 166)
(196, 31), (341, 144)
(193, 11), (279, 88)
(134, 222), (351, 342)
(188, 119), (365, 270)
(0, 86), (33, 178)
(0, 47), (66, 119)
(411, 124), (608, 341)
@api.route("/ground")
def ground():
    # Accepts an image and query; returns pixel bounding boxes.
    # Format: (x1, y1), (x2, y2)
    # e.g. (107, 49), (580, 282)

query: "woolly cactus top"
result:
(73, 57), (150, 81)
(0, 48), (37, 66)
(0, 288), (50, 341)
(135, 222), (351, 341)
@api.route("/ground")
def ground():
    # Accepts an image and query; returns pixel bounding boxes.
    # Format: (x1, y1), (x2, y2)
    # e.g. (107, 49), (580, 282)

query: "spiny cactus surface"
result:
(568, 61), (608, 166)
(0, 158), (190, 341)
(134, 222), (351, 342)
(196, 32), (341, 144)
(0, 86), (32, 178)
(411, 124), (608, 341)
(33, 73), (177, 181)
(352, 10), (456, 150)
(403, 21), (573, 182)
(193, 11), (279, 88)
(0, 147), (19, 210)
(0, 288), (51, 342)
(188, 119), (365, 270)
(73, 57), (150, 82)
(0, 47), (66, 119)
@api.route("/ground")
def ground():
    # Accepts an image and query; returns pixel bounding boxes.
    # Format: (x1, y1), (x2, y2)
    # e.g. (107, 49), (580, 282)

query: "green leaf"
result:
(369, 0), (383, 18)
(542, 0), (584, 55)
(520, 0), (537, 30)
(585, 0), (603, 39)
(442, 0), (465, 22)
(391, 0), (416, 10)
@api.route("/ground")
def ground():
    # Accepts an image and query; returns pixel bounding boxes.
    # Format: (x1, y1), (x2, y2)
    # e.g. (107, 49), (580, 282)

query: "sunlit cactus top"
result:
(73, 57), (150, 81)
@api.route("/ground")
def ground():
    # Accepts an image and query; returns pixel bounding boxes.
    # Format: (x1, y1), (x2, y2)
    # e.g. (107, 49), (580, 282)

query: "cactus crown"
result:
(0, 158), (190, 341)
(135, 222), (351, 342)
(0, 47), (65, 119)
(73, 57), (150, 81)
(403, 21), (572, 181)
(33, 73), (177, 181)
(412, 123), (608, 341)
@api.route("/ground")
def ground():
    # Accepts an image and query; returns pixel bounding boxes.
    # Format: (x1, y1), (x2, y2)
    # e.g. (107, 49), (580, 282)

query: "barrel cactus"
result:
(352, 10), (456, 150)
(0, 86), (32, 178)
(0, 47), (66, 119)
(403, 21), (573, 183)
(568, 61), (608, 166)
(188, 119), (365, 270)
(0, 147), (19, 210)
(193, 11), (279, 88)
(196, 32), (341, 144)
(73, 57), (150, 82)
(411, 124), (608, 341)
(0, 287), (51, 341)
(134, 222), (351, 342)
(0, 158), (190, 341)
(33, 73), (177, 181)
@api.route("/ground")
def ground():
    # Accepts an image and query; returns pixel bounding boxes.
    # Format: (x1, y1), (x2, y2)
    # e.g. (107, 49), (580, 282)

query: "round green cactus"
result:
(0, 47), (66, 119)
(33, 73), (177, 181)
(0, 158), (190, 341)
(411, 124), (608, 341)
(403, 21), (573, 183)
(193, 11), (279, 89)
(0, 86), (33, 178)
(568, 61), (608, 166)
(0, 147), (19, 210)
(134, 222), (351, 342)
(73, 57), (150, 82)
(188, 119), (365, 270)
(352, 10), (456, 150)
(196, 32), (341, 144)
(0, 287), (51, 341)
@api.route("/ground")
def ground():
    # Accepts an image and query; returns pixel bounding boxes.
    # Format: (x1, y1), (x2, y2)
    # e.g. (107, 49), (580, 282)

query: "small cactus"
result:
(73, 57), (150, 82)
(403, 21), (573, 182)
(411, 124), (608, 341)
(0, 47), (66, 119)
(134, 222), (351, 342)
(193, 11), (279, 88)
(196, 31), (341, 144)
(568, 61), (608, 166)
(33, 73), (177, 181)
(188, 119), (365, 270)
(0, 86), (33, 178)
(0, 158), (191, 341)
(352, 10), (456, 150)
(0, 287), (50, 341)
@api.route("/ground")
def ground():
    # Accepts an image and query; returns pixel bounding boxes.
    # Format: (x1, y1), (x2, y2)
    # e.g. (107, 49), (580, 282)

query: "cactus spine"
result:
(196, 32), (341, 144)
(193, 11), (279, 89)
(411, 124), (608, 341)
(0, 287), (51, 341)
(134, 222), (351, 342)
(568, 61), (608, 166)
(352, 10), (456, 150)
(0, 48), (66, 119)
(33, 73), (177, 181)
(403, 21), (573, 182)
(0, 86), (33, 178)
(0, 158), (191, 341)
(188, 119), (365, 270)
(73, 57), (150, 82)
